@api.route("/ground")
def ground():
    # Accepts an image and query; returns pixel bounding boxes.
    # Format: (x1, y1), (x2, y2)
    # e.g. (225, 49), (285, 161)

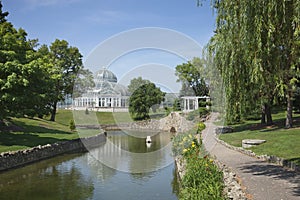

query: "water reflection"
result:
(88, 130), (174, 173)
(0, 131), (178, 200)
(0, 154), (94, 200)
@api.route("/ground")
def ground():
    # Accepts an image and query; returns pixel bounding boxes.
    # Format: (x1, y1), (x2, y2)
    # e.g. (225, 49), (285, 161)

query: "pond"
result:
(0, 130), (179, 200)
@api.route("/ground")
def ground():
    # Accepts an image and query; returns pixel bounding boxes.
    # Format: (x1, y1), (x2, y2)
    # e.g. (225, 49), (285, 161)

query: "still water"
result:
(0, 131), (179, 200)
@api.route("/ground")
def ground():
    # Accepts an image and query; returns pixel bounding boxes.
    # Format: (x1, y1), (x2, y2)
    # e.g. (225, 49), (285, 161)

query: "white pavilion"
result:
(73, 68), (129, 111)
(181, 96), (210, 112)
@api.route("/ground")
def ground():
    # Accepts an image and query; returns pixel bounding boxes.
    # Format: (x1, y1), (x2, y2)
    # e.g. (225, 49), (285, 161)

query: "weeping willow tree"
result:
(206, 0), (300, 127)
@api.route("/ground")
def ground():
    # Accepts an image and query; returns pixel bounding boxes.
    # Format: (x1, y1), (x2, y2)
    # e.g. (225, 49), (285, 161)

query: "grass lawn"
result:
(0, 109), (103, 153)
(0, 109), (168, 153)
(219, 112), (300, 165)
(0, 116), (79, 153)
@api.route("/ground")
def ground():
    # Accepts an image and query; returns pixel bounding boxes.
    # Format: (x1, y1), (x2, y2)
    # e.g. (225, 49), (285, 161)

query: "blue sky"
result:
(3, 0), (216, 92)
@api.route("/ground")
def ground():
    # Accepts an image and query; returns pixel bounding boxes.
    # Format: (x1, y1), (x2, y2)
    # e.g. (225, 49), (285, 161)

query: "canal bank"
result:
(0, 130), (178, 200)
(0, 133), (106, 171)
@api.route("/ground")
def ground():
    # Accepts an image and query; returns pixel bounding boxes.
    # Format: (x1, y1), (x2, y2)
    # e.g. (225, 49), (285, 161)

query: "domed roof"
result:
(93, 67), (129, 96)
(94, 81), (129, 96)
(95, 68), (117, 83)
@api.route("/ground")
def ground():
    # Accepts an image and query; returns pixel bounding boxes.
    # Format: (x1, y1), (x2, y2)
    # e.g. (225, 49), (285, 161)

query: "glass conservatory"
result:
(74, 68), (129, 111)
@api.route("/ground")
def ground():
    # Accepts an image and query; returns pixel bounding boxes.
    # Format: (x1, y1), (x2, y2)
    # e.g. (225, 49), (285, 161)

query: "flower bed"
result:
(172, 123), (226, 200)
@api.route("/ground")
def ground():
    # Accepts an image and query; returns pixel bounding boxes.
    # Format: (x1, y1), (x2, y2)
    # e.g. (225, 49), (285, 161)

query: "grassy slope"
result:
(0, 109), (169, 153)
(219, 112), (300, 164)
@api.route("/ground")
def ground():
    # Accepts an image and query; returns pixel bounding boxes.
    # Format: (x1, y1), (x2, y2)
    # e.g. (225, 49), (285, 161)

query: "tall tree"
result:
(48, 39), (84, 121)
(0, 2), (47, 120)
(128, 78), (165, 120)
(175, 57), (209, 97)
(127, 77), (150, 94)
(208, 0), (300, 126)
(0, 1), (8, 23)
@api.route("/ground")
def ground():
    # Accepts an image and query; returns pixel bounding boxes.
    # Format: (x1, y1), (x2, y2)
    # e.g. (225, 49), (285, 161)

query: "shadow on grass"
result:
(0, 132), (68, 148)
(238, 161), (300, 197)
(13, 120), (72, 135)
(233, 116), (300, 132)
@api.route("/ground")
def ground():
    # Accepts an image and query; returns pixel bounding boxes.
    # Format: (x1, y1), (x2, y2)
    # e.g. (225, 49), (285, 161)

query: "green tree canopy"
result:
(0, 3), (49, 120)
(127, 77), (150, 94)
(207, 0), (300, 127)
(175, 57), (209, 97)
(128, 78), (165, 120)
(0, 2), (92, 122)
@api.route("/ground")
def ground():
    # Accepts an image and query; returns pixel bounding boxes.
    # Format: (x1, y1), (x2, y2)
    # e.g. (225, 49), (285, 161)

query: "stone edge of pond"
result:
(0, 133), (106, 172)
(215, 134), (300, 173)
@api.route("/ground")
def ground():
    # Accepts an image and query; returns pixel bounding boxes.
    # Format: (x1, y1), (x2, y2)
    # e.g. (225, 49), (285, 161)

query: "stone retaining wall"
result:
(0, 134), (106, 171)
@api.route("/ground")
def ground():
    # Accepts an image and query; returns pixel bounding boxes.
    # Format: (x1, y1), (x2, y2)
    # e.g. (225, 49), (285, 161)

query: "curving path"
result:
(202, 113), (300, 200)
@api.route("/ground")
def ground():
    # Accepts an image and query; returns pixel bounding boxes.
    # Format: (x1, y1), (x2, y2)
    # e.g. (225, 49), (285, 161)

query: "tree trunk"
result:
(261, 103), (266, 124)
(50, 101), (57, 122)
(286, 91), (293, 128)
(265, 103), (273, 125)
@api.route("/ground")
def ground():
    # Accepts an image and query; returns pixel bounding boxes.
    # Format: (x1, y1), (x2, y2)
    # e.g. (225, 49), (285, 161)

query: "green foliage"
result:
(176, 57), (209, 97)
(172, 131), (225, 199)
(0, 3), (93, 122)
(180, 155), (224, 200)
(172, 133), (200, 157)
(173, 98), (181, 111)
(207, 0), (300, 127)
(186, 107), (209, 121)
(69, 119), (76, 131)
(164, 107), (172, 117)
(129, 78), (165, 120)
(197, 122), (206, 133)
(127, 76), (150, 94)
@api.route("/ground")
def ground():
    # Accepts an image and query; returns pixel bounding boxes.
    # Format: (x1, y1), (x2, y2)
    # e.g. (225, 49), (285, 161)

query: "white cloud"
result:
(24, 0), (82, 9)
(84, 10), (131, 25)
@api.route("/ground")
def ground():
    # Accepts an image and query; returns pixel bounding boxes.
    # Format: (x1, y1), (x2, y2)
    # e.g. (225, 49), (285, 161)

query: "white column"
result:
(195, 98), (199, 110)
(111, 98), (115, 107)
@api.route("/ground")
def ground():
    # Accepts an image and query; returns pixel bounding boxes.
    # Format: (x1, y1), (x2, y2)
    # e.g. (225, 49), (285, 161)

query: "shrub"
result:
(197, 122), (206, 134)
(69, 119), (76, 131)
(172, 130), (225, 199)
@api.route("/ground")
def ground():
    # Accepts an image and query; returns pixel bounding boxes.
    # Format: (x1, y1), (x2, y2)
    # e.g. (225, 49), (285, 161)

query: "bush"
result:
(172, 130), (225, 199)
(197, 122), (206, 134)
(186, 108), (209, 121)
(172, 133), (200, 157)
(69, 119), (76, 131)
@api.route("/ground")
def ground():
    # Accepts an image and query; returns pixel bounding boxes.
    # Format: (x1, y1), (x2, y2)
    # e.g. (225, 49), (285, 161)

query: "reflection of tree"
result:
(171, 167), (180, 197)
(130, 171), (155, 182)
(0, 156), (94, 200)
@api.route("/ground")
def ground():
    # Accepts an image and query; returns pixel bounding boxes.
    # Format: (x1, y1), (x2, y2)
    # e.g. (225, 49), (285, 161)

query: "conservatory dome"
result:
(95, 68), (118, 83)
(94, 68), (129, 96)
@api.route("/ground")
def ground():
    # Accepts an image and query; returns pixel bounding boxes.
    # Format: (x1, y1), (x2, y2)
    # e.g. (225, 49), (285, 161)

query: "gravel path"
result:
(202, 113), (300, 200)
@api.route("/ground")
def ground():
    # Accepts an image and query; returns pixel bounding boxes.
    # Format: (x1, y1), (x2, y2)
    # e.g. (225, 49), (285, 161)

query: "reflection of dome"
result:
(95, 68), (117, 83)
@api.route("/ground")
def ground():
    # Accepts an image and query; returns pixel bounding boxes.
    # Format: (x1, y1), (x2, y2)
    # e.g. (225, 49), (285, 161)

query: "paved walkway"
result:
(202, 113), (300, 200)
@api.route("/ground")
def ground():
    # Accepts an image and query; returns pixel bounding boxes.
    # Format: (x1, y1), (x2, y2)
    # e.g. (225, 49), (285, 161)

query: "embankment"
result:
(0, 133), (106, 171)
